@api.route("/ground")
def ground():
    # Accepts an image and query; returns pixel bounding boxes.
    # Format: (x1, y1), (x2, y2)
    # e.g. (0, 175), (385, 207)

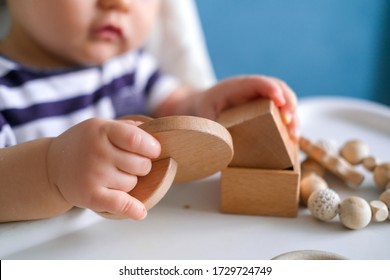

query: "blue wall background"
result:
(196, 0), (389, 105)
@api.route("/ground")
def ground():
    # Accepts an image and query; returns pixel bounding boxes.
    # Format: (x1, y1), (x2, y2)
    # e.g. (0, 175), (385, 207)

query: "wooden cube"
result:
(218, 99), (294, 170)
(220, 145), (300, 217)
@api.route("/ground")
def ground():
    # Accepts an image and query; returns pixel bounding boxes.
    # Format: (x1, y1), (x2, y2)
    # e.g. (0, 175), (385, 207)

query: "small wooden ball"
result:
(373, 163), (390, 190)
(339, 140), (369, 165)
(301, 158), (325, 177)
(308, 189), (340, 221)
(379, 190), (390, 218)
(362, 156), (379, 172)
(339, 197), (371, 230)
(300, 173), (328, 206)
(369, 200), (389, 222)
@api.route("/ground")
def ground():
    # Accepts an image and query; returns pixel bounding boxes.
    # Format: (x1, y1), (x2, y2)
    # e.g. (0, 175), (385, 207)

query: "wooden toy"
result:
(217, 99), (295, 170)
(220, 167), (300, 217)
(300, 173), (328, 206)
(299, 136), (364, 188)
(302, 139), (390, 230)
(129, 158), (177, 210)
(373, 163), (390, 189)
(220, 140), (300, 217)
(272, 250), (347, 260)
(316, 138), (338, 155)
(307, 188), (340, 221)
(379, 190), (390, 211)
(100, 115), (233, 219)
(369, 200), (389, 222)
(339, 139), (370, 165)
(218, 98), (300, 217)
(339, 197), (372, 230)
(362, 156), (379, 171)
(301, 157), (325, 177)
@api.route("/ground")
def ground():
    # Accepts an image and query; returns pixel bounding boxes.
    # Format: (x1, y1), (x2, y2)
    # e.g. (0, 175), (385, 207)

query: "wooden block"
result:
(220, 144), (300, 217)
(217, 99), (294, 170)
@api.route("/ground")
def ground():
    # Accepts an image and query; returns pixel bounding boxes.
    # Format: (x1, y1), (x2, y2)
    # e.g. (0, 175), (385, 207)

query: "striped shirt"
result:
(0, 50), (179, 148)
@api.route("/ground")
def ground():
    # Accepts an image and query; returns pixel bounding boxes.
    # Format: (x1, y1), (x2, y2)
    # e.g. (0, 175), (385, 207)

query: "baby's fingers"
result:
(285, 112), (300, 142)
(93, 189), (147, 220)
(271, 78), (298, 114)
(107, 121), (161, 159)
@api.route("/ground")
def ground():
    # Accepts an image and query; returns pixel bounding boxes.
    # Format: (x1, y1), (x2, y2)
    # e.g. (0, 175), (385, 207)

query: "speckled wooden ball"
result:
(373, 163), (390, 190)
(340, 140), (369, 165)
(339, 197), (372, 230)
(308, 189), (340, 221)
(300, 173), (328, 206)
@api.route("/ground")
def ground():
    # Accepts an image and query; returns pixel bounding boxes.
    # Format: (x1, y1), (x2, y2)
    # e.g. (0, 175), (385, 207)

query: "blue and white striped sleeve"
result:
(135, 51), (180, 114)
(0, 112), (16, 148)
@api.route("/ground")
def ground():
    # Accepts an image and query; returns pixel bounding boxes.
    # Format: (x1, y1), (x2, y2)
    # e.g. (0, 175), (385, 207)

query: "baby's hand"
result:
(196, 76), (299, 141)
(47, 118), (161, 220)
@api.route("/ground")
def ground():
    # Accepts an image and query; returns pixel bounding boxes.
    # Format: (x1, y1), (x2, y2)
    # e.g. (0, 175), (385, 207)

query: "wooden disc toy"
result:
(100, 115), (233, 219)
(272, 250), (347, 260)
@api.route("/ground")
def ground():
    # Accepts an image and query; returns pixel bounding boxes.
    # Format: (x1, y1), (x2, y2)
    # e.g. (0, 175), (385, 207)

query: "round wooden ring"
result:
(271, 250), (347, 260)
(98, 115), (233, 219)
(139, 115), (234, 183)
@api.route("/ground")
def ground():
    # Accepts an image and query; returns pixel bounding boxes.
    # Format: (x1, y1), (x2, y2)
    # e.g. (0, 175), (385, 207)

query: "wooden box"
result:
(218, 99), (300, 217)
(220, 145), (300, 217)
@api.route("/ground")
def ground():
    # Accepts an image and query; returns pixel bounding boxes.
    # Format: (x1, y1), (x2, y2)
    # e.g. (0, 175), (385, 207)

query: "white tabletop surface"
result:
(1, 96), (389, 260)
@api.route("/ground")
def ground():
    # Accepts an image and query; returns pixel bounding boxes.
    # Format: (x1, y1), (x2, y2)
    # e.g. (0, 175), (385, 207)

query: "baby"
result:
(0, 0), (299, 222)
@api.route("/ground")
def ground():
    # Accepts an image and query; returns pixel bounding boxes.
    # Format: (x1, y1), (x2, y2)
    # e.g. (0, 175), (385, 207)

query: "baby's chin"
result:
(76, 44), (133, 66)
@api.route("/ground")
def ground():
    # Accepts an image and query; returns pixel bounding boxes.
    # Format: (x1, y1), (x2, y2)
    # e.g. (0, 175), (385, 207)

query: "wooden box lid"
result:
(218, 99), (296, 170)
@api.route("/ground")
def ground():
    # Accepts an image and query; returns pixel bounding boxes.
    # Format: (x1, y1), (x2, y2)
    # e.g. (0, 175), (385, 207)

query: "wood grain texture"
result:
(220, 167), (299, 217)
(100, 115), (233, 219)
(217, 99), (294, 170)
(129, 158), (178, 210)
(220, 143), (300, 217)
(140, 116), (234, 183)
(99, 158), (178, 219)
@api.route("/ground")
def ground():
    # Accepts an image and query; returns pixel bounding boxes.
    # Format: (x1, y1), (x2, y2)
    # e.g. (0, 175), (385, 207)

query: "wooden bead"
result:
(301, 158), (325, 177)
(300, 173), (328, 206)
(339, 197), (371, 230)
(316, 139), (338, 155)
(308, 189), (340, 221)
(299, 137), (365, 188)
(340, 140), (369, 165)
(369, 200), (389, 222)
(379, 190), (390, 214)
(373, 163), (390, 190)
(362, 156), (379, 172)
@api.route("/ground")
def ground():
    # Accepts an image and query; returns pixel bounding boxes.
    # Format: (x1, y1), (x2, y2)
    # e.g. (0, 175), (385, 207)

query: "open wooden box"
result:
(218, 99), (300, 217)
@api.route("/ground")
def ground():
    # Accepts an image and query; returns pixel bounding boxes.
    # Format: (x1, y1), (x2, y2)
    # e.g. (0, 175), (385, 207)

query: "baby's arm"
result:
(154, 75), (299, 140)
(0, 118), (160, 222)
(0, 138), (72, 222)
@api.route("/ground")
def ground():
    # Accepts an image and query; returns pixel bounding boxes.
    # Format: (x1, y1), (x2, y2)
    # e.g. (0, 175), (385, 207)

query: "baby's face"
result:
(6, 0), (160, 67)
